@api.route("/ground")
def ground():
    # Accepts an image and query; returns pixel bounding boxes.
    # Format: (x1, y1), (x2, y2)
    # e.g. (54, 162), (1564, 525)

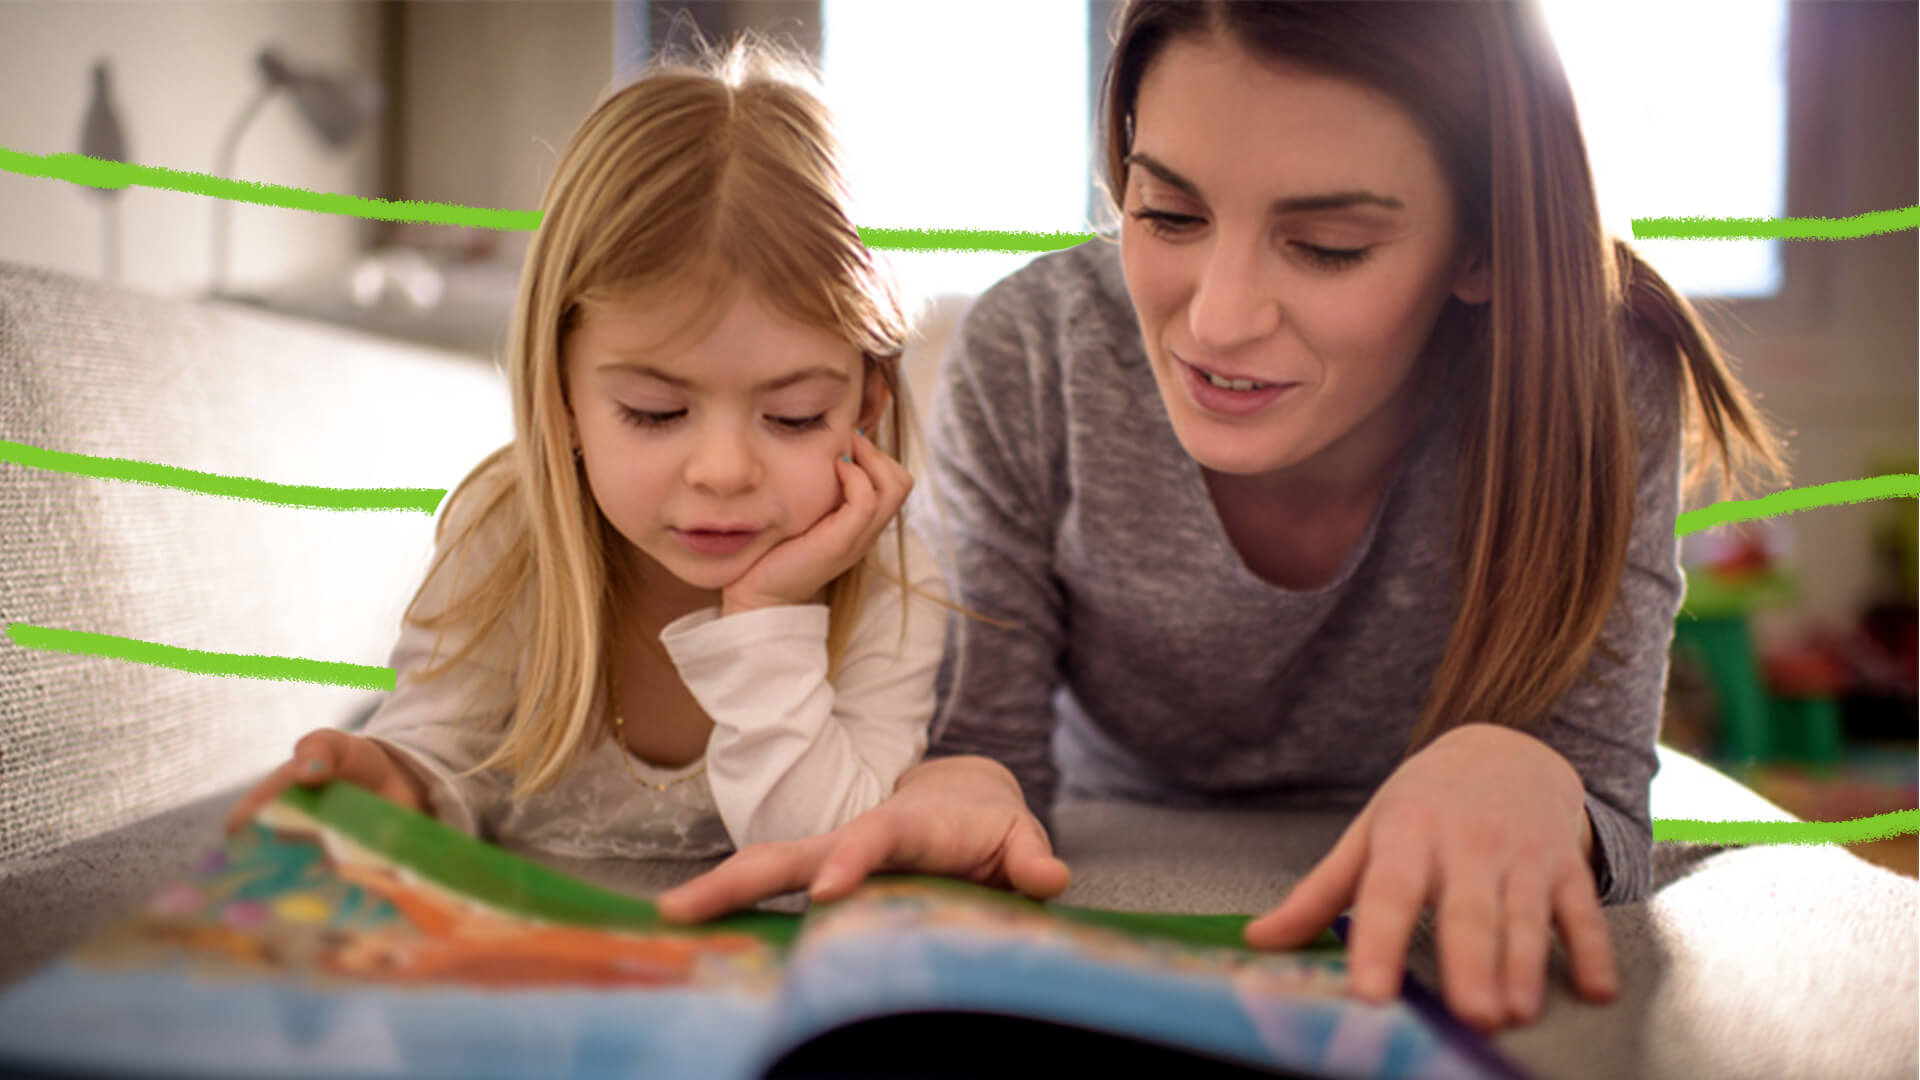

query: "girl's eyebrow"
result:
(601, 362), (851, 393)
(1125, 151), (1404, 214)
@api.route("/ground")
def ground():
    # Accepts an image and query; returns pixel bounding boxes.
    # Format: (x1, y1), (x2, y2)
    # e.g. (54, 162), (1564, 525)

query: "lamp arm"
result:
(208, 83), (277, 297)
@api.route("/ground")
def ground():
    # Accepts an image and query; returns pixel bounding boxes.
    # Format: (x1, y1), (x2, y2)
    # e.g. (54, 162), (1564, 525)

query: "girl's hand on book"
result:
(1243, 723), (1617, 1033)
(223, 729), (429, 835)
(656, 755), (1071, 922)
(721, 430), (912, 617)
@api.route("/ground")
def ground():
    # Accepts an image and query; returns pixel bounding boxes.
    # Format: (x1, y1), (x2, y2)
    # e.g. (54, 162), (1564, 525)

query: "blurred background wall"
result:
(0, 0), (1912, 647)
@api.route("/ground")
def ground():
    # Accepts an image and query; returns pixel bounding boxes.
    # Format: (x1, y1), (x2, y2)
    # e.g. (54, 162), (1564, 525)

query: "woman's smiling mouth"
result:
(1174, 355), (1300, 417)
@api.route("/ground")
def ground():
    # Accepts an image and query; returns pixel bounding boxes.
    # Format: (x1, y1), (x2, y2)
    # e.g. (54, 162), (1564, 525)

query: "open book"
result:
(0, 783), (1531, 1080)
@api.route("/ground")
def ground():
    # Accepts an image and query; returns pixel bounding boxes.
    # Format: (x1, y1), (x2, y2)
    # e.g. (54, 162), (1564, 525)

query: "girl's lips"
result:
(672, 528), (760, 556)
(1177, 358), (1299, 418)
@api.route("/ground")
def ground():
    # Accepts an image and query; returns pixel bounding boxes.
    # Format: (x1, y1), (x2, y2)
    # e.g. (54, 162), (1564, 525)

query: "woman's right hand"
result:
(656, 755), (1071, 923)
(223, 729), (429, 835)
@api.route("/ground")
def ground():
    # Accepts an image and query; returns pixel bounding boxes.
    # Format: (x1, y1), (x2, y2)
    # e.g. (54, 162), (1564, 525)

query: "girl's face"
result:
(564, 286), (876, 594)
(1119, 34), (1489, 481)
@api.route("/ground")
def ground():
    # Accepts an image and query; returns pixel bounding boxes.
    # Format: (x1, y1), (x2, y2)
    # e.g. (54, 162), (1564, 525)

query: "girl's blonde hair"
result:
(409, 38), (914, 798)
(1101, 1), (1785, 752)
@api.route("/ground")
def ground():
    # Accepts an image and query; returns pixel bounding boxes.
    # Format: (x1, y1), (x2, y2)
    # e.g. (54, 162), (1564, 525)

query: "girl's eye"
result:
(768, 413), (830, 434)
(619, 406), (684, 428)
(1130, 207), (1205, 239)
(1293, 243), (1371, 271)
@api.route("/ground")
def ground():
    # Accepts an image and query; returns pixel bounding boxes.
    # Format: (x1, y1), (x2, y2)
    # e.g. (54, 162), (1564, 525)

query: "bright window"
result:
(816, 0), (1789, 302)
(820, 0), (1089, 304)
(1541, 0), (1790, 298)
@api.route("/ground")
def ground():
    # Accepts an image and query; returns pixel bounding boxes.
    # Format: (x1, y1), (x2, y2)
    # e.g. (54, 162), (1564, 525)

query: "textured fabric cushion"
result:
(0, 261), (511, 869)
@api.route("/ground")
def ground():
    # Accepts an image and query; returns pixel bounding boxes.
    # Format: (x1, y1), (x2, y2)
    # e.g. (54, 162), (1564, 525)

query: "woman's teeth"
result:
(1202, 369), (1266, 391)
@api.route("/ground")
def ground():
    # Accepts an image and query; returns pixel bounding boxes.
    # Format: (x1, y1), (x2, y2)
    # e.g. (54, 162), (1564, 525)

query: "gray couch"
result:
(0, 261), (1914, 1079)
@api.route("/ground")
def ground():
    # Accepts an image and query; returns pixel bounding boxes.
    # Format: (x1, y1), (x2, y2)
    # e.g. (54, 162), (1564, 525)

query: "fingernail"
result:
(855, 426), (865, 438)
(303, 759), (325, 775)
(840, 453), (851, 463)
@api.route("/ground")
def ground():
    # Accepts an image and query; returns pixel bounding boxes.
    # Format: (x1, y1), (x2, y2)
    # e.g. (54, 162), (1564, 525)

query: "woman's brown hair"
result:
(1101, 0), (1783, 750)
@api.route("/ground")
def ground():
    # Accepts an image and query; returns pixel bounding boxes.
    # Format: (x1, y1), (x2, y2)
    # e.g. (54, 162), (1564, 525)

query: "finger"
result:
(809, 813), (901, 902)
(656, 836), (831, 924)
(224, 759), (302, 834)
(1341, 827), (1432, 1004)
(1001, 816), (1072, 901)
(836, 453), (879, 515)
(1435, 865), (1507, 1033)
(1501, 865), (1553, 1024)
(848, 432), (912, 512)
(289, 729), (354, 785)
(1552, 870), (1618, 1002)
(801, 457), (876, 547)
(325, 735), (419, 810)
(1245, 812), (1370, 950)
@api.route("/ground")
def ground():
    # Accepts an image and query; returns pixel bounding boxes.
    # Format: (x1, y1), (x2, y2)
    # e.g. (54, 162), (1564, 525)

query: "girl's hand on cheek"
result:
(1243, 723), (1618, 1033)
(721, 430), (912, 617)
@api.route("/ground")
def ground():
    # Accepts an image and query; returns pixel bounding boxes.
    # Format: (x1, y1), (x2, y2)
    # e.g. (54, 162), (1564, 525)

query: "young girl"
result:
(660, 0), (1783, 1035)
(227, 41), (947, 858)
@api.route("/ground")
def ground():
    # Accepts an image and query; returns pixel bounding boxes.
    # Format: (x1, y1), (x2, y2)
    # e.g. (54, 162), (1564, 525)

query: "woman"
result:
(661, 0), (1779, 1034)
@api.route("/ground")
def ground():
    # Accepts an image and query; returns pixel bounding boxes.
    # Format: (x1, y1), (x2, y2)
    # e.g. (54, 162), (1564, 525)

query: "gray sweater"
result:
(919, 240), (1684, 905)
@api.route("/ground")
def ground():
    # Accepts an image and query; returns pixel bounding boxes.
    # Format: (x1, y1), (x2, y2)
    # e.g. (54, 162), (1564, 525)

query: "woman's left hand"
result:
(722, 430), (912, 617)
(1244, 723), (1618, 1032)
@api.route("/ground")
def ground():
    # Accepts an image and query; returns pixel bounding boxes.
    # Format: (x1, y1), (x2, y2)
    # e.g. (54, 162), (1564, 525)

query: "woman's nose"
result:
(1187, 238), (1281, 352)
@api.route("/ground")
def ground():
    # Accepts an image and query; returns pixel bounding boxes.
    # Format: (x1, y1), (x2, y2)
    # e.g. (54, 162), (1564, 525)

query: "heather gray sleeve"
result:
(1537, 340), (1687, 906)
(920, 273), (1071, 819)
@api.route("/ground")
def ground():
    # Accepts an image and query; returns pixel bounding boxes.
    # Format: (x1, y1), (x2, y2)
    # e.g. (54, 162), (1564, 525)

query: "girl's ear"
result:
(857, 357), (893, 433)
(1452, 253), (1492, 305)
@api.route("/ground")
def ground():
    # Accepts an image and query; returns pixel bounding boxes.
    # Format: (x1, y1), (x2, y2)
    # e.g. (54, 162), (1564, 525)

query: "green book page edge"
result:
(841, 872), (1344, 954)
(273, 783), (1343, 957)
(270, 783), (801, 946)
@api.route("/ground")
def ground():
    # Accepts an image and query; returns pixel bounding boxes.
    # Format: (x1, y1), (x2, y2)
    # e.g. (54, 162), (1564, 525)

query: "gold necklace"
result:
(612, 711), (708, 793)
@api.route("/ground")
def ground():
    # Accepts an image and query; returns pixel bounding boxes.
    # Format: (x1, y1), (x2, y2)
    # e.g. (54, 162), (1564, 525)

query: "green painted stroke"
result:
(5, 623), (396, 692)
(1675, 474), (1918, 537)
(0, 147), (541, 232)
(0, 439), (444, 513)
(1633, 205), (1920, 241)
(8, 434), (1908, 534)
(1655, 810), (1919, 846)
(12, 146), (1919, 248)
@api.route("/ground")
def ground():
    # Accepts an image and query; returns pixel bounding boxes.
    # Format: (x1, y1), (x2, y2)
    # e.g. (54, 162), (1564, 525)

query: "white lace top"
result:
(358, 468), (948, 860)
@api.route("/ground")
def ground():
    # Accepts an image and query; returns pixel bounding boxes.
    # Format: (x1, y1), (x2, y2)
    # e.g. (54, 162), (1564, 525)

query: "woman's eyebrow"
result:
(1126, 152), (1203, 198)
(1126, 151), (1404, 214)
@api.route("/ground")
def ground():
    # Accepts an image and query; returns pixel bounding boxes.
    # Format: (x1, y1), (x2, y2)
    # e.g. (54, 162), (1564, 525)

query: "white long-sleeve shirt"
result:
(359, 472), (946, 860)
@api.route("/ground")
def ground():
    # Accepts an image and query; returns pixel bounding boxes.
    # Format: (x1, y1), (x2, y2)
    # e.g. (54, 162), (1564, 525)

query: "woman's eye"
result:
(768, 413), (830, 433)
(619, 406), (685, 428)
(1293, 243), (1371, 271)
(1130, 208), (1205, 238)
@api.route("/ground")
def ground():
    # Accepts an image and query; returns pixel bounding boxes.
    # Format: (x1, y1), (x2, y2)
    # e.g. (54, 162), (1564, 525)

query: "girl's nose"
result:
(1187, 237), (1281, 352)
(683, 428), (759, 496)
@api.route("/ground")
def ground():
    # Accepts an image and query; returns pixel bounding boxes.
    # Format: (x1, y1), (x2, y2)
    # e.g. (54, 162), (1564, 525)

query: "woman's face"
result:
(1119, 33), (1488, 482)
